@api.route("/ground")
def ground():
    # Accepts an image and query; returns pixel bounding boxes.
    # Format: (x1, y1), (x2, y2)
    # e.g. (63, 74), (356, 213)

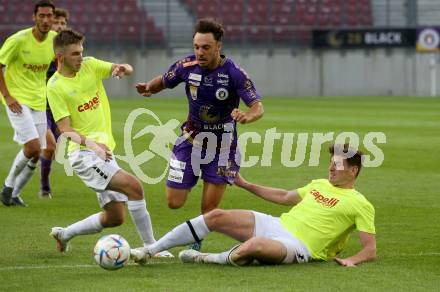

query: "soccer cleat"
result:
(187, 241), (202, 251)
(153, 250), (174, 258)
(178, 249), (208, 264)
(50, 227), (70, 252)
(1, 185), (13, 206)
(130, 247), (152, 265)
(38, 189), (52, 199)
(11, 196), (27, 207)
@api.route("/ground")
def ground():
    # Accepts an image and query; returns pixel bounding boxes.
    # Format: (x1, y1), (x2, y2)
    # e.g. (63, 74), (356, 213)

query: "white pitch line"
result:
(1, 253), (439, 271)
(0, 262), (173, 271)
(0, 264), (97, 271)
(396, 252), (440, 257)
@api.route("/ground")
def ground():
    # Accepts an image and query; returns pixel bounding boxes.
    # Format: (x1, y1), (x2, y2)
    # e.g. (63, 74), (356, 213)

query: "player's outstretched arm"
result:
(56, 116), (112, 161)
(231, 101), (264, 124)
(111, 63), (133, 79)
(335, 232), (376, 267)
(0, 64), (22, 114)
(135, 75), (165, 97)
(234, 173), (301, 205)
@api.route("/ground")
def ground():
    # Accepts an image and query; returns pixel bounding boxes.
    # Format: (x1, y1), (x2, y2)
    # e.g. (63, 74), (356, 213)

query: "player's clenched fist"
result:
(231, 108), (249, 124)
(136, 82), (153, 97)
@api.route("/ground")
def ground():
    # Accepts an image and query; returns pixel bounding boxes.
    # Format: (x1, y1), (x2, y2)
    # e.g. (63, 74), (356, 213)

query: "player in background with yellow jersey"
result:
(0, 0), (56, 207)
(131, 144), (376, 267)
(46, 29), (172, 257)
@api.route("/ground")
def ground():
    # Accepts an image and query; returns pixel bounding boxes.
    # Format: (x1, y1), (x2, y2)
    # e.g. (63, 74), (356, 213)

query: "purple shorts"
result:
(166, 137), (241, 189)
(46, 109), (61, 141)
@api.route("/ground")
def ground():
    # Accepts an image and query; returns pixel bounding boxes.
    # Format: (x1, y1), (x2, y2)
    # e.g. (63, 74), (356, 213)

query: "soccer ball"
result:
(93, 234), (131, 270)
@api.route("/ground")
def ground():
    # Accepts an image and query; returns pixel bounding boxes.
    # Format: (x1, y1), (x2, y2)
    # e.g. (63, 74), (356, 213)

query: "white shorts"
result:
(5, 104), (47, 148)
(68, 150), (127, 208)
(252, 211), (311, 264)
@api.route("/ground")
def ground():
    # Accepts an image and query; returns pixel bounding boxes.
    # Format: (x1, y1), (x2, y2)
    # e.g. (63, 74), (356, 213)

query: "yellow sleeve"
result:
(296, 181), (313, 199)
(87, 57), (112, 80)
(0, 35), (19, 65)
(355, 201), (376, 234)
(47, 82), (70, 122)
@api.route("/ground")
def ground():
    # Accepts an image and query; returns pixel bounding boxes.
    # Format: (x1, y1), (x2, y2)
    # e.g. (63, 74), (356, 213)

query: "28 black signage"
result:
(312, 29), (416, 49)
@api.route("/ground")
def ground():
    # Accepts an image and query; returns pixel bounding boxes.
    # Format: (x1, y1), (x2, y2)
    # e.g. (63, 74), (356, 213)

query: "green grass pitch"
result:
(0, 97), (439, 291)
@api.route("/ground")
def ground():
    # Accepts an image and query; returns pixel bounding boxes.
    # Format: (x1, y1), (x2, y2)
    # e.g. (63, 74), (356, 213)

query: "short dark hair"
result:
(329, 143), (363, 177)
(54, 29), (84, 51)
(194, 18), (224, 42)
(54, 8), (69, 20)
(34, 0), (55, 14)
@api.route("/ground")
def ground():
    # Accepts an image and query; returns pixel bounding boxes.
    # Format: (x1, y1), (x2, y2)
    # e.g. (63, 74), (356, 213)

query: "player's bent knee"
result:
(229, 244), (255, 266)
(204, 208), (226, 229)
(24, 140), (41, 159)
(108, 216), (124, 227)
(240, 238), (264, 255)
(167, 198), (184, 209)
(102, 202), (125, 227)
(166, 188), (189, 209)
(115, 216), (124, 226)
(102, 213), (124, 227)
(131, 183), (144, 201)
(123, 175), (144, 201)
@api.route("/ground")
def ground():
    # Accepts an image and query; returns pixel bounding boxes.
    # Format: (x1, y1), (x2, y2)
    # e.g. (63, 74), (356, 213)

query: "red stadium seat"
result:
(0, 0), (373, 46)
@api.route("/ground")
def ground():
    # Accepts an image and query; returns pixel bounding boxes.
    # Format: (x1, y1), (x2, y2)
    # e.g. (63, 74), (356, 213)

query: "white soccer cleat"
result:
(130, 247), (152, 265)
(178, 249), (208, 264)
(50, 227), (70, 252)
(153, 250), (174, 258)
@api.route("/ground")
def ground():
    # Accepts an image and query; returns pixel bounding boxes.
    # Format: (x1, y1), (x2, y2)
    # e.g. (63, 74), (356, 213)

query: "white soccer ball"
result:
(93, 234), (131, 270)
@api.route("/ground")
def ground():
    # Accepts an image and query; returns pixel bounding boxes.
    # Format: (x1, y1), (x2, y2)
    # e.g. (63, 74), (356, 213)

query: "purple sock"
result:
(40, 156), (52, 191)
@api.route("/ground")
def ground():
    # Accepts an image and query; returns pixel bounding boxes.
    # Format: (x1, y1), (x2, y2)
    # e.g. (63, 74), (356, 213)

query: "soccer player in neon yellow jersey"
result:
(0, 0), (57, 207)
(131, 144), (376, 267)
(46, 29), (172, 258)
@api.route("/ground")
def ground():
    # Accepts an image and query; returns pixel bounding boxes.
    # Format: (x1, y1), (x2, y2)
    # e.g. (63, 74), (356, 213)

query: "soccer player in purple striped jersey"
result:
(136, 19), (264, 246)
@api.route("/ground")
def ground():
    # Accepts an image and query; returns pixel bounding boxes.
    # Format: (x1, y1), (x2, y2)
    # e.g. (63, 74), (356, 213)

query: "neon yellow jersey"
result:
(0, 28), (56, 111)
(47, 57), (115, 153)
(280, 179), (375, 261)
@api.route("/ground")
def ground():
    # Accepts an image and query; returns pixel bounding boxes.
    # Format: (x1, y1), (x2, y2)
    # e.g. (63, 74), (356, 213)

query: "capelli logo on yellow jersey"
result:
(310, 190), (339, 207)
(22, 63), (48, 73)
(77, 93), (100, 112)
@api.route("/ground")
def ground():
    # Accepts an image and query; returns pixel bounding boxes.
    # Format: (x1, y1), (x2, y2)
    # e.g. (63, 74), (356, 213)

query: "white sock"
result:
(62, 212), (103, 241)
(203, 245), (242, 265)
(12, 160), (37, 198)
(5, 150), (30, 188)
(127, 200), (156, 246)
(203, 251), (230, 264)
(148, 215), (210, 255)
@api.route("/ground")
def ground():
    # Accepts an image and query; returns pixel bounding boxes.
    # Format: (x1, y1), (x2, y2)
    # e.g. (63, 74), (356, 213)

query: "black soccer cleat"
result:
(1, 185), (13, 206)
(11, 196), (27, 207)
(39, 189), (52, 199)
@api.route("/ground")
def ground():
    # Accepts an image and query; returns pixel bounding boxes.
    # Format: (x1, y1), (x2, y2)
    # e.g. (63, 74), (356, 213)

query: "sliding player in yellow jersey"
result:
(131, 144), (376, 267)
(0, 0), (56, 207)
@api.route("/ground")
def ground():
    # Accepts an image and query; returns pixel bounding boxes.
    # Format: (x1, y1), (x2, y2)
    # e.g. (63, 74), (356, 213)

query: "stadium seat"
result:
(180, 0), (373, 43)
(0, 0), (374, 45)
(0, 0), (164, 45)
